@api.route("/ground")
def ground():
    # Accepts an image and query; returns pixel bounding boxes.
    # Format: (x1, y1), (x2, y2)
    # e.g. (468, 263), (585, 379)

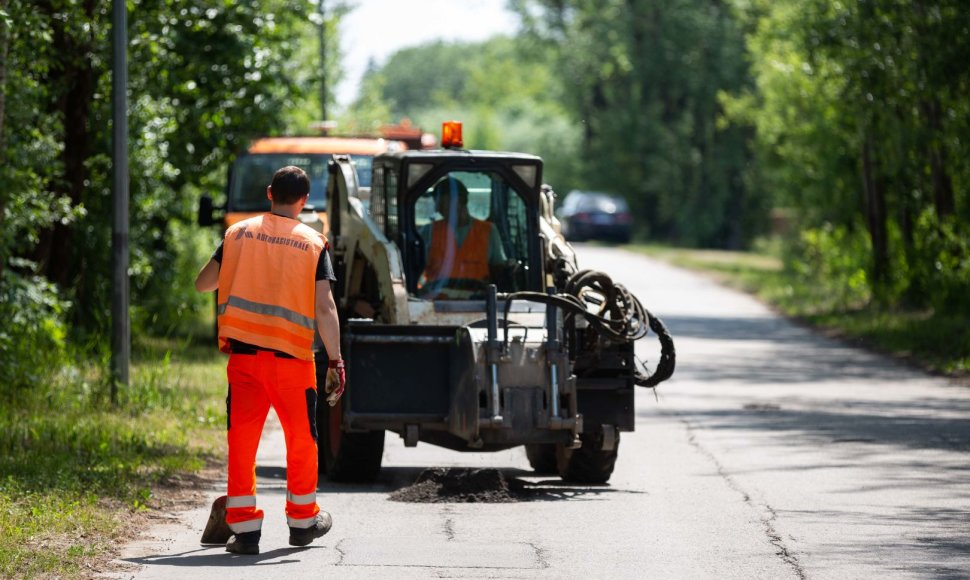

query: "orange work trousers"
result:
(224, 351), (321, 533)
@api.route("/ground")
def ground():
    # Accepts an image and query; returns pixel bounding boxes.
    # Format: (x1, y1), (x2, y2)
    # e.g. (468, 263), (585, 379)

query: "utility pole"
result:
(111, 0), (130, 400)
(318, 0), (327, 122)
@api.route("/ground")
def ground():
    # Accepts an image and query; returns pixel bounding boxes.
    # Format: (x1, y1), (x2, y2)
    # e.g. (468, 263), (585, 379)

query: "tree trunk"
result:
(920, 98), (955, 218)
(861, 131), (889, 288)
(33, 1), (99, 289)
(0, 0), (9, 281)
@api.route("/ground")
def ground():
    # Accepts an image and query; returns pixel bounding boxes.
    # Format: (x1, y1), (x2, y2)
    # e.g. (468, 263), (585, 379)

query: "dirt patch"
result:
(388, 468), (522, 503)
(92, 461), (224, 577)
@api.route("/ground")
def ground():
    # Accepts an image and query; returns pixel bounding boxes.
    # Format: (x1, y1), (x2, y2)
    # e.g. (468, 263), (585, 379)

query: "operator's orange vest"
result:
(217, 214), (325, 360)
(424, 220), (491, 282)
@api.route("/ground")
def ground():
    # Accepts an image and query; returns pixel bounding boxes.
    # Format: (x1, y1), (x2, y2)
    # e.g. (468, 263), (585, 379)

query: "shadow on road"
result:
(256, 465), (642, 502)
(655, 403), (970, 456)
(653, 312), (970, 455)
(124, 546), (319, 568)
(775, 506), (970, 575)
(660, 314), (939, 384)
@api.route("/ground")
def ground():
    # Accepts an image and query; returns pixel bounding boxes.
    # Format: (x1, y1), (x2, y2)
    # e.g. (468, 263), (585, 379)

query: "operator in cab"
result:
(418, 176), (507, 299)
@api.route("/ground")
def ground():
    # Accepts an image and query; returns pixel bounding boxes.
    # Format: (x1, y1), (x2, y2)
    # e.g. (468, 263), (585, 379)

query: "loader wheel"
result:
(556, 432), (620, 484)
(524, 444), (558, 475)
(317, 397), (385, 483)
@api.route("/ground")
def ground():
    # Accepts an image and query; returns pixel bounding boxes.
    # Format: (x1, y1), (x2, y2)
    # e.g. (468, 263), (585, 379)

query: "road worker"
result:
(418, 176), (506, 299)
(194, 165), (345, 555)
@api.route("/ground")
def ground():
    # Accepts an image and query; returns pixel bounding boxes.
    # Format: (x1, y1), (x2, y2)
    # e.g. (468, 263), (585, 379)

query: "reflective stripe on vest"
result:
(217, 214), (324, 360)
(217, 296), (315, 331)
(424, 219), (491, 283)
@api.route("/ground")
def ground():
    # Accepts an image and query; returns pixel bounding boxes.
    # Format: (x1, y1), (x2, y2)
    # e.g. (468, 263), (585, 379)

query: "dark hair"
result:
(270, 166), (310, 205)
(432, 176), (469, 203)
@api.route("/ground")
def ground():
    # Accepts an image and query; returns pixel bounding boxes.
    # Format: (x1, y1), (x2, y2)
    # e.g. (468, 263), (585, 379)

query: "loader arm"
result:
(326, 155), (409, 324)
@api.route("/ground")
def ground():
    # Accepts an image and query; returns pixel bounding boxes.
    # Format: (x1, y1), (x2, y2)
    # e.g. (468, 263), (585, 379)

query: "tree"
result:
(0, 0), (324, 348)
(514, 0), (760, 247)
(729, 0), (970, 308)
(351, 35), (583, 188)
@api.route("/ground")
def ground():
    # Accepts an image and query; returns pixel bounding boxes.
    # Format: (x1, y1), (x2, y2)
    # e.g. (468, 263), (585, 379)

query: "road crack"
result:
(333, 538), (347, 565)
(530, 543), (551, 569)
(680, 417), (807, 580)
(441, 505), (456, 541)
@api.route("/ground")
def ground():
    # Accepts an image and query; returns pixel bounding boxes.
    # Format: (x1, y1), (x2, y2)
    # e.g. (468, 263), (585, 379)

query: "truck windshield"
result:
(229, 153), (373, 212)
(409, 170), (531, 300)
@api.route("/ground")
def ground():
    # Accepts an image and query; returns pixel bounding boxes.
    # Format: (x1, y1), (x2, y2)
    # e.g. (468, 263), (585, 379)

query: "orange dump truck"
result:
(198, 136), (406, 234)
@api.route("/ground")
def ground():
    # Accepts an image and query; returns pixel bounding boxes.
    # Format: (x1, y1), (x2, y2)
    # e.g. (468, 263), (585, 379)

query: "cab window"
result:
(229, 153), (374, 212)
(409, 170), (530, 300)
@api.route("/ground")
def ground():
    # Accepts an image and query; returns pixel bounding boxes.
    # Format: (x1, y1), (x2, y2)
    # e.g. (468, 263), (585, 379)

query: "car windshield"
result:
(574, 193), (629, 214)
(408, 170), (531, 300)
(229, 153), (374, 212)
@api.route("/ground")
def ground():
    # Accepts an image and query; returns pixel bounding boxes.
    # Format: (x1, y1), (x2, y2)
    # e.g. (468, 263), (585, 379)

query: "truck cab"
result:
(198, 136), (405, 233)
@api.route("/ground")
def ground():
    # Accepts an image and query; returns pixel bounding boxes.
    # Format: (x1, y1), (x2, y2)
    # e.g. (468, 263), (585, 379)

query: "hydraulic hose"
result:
(502, 269), (675, 388)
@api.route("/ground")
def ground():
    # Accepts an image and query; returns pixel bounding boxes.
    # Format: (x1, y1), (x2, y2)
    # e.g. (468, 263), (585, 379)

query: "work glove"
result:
(325, 359), (345, 407)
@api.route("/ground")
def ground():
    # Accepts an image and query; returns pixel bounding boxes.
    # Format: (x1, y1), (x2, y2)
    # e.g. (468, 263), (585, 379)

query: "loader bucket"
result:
(200, 495), (232, 545)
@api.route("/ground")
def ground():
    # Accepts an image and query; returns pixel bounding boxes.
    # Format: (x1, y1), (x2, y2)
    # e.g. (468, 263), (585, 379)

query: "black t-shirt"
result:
(211, 238), (336, 282)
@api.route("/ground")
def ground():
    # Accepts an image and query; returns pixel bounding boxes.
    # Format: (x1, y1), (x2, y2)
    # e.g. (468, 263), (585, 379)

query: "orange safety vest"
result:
(217, 214), (325, 360)
(424, 219), (491, 283)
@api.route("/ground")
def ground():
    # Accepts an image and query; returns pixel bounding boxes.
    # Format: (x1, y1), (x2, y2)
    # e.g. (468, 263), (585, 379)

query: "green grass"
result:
(0, 330), (226, 578)
(629, 243), (970, 376)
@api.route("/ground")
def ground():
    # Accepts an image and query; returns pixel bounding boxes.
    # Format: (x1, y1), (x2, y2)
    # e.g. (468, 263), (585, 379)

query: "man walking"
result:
(195, 165), (344, 555)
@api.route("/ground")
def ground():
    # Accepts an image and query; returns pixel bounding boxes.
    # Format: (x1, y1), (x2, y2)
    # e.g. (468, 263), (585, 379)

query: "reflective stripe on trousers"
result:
(226, 351), (320, 530)
(286, 491), (318, 529)
(226, 494), (263, 533)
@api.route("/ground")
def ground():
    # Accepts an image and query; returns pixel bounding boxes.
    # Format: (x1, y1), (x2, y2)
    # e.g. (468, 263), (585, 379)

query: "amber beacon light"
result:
(441, 121), (463, 149)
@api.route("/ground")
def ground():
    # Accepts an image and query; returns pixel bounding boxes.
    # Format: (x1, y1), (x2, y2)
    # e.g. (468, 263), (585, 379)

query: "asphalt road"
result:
(115, 244), (970, 579)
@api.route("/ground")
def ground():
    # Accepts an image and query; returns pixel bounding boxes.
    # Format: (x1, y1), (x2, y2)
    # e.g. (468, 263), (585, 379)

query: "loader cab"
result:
(369, 151), (544, 299)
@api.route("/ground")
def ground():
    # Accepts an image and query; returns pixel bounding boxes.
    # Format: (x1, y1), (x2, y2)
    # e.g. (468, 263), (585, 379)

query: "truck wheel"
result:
(556, 432), (620, 484)
(317, 398), (385, 483)
(525, 444), (558, 475)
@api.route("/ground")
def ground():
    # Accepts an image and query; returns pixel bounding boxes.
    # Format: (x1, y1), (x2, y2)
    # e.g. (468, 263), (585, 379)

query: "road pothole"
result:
(388, 468), (522, 503)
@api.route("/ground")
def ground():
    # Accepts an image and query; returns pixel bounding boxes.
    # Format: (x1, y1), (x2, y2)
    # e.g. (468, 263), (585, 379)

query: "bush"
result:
(0, 268), (70, 399)
(784, 223), (871, 311)
(911, 211), (970, 314)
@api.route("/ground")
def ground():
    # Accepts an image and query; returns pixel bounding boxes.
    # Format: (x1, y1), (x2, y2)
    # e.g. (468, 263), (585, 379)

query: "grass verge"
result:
(0, 330), (226, 578)
(628, 244), (970, 377)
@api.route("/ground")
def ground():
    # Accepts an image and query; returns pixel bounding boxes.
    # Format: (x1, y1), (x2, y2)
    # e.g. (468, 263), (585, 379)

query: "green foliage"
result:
(784, 224), (872, 312)
(0, 488), (119, 578)
(120, 0), (314, 333)
(362, 40), (485, 118)
(347, 35), (583, 187)
(0, 338), (226, 577)
(341, 71), (394, 135)
(910, 211), (970, 314)
(0, 269), (70, 396)
(0, 0), (323, 356)
(726, 0), (970, 314)
(283, 3), (349, 132)
(516, 0), (759, 248)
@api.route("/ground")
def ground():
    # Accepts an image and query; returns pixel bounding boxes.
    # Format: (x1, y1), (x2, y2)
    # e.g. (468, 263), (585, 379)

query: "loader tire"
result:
(556, 432), (619, 484)
(525, 444), (558, 475)
(318, 397), (385, 483)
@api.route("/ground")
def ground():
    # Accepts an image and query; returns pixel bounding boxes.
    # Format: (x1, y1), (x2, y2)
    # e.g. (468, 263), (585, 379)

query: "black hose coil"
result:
(502, 269), (675, 388)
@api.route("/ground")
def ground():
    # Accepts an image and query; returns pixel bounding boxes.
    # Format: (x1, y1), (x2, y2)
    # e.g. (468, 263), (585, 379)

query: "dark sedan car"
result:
(557, 190), (633, 243)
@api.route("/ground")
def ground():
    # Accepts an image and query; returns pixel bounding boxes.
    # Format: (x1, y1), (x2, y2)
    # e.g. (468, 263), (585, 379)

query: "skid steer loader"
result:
(317, 123), (674, 484)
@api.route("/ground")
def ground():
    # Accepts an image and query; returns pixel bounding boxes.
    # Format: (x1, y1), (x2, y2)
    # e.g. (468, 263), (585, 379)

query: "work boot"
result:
(288, 512), (333, 547)
(225, 531), (260, 555)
